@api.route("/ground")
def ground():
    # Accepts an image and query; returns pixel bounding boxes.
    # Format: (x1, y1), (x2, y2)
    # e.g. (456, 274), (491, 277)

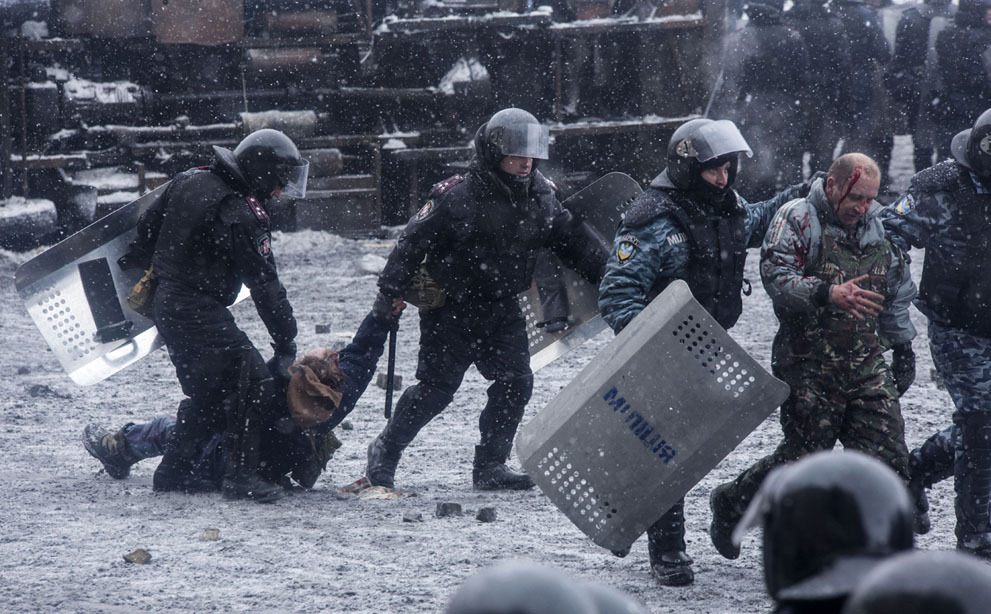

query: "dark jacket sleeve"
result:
(546, 203), (610, 286)
(231, 222), (297, 348)
(377, 197), (452, 297)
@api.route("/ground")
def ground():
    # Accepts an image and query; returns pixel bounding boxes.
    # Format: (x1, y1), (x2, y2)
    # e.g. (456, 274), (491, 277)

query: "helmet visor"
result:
(278, 159), (310, 199)
(496, 123), (550, 160)
(694, 120), (754, 162)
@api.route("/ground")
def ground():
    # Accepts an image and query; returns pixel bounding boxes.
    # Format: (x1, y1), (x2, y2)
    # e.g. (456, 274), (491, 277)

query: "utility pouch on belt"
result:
(127, 266), (157, 317)
(404, 265), (446, 310)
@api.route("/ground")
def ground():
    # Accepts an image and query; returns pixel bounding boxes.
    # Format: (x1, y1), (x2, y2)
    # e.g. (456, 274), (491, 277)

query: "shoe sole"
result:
(82, 426), (130, 480)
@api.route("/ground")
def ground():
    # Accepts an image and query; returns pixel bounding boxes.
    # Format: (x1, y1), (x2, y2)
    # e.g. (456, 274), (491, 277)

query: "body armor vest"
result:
(918, 171), (991, 337)
(646, 190), (748, 329)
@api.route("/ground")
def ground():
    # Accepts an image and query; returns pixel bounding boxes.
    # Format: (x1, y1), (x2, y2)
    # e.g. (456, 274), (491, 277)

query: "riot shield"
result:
(522, 172), (642, 371)
(14, 184), (248, 385)
(516, 279), (790, 552)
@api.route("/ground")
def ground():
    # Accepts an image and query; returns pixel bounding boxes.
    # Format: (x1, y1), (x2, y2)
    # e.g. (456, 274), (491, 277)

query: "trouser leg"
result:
(366, 382), (456, 488)
(955, 413), (991, 557)
(221, 349), (285, 502)
(646, 499), (694, 586)
(711, 361), (842, 559)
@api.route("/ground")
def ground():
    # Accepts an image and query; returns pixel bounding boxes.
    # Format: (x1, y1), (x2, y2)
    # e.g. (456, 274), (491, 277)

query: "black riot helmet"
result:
(444, 561), (647, 614)
(660, 119), (753, 190)
(226, 129), (309, 199)
(951, 107), (991, 178)
(842, 551), (991, 614)
(473, 108), (550, 171)
(732, 451), (914, 603)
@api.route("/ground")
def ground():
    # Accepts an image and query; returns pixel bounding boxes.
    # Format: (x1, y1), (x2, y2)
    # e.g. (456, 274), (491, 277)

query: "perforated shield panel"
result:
(15, 184), (248, 386)
(516, 279), (790, 551)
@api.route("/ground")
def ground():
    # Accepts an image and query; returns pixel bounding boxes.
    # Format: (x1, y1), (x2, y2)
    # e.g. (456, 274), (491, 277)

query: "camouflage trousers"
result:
(910, 323), (991, 488)
(720, 352), (910, 512)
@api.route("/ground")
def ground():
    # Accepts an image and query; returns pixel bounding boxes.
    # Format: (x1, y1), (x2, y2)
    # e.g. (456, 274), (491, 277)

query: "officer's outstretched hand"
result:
(891, 342), (916, 396)
(800, 171), (828, 197)
(371, 291), (406, 325)
(267, 341), (297, 383)
(830, 275), (884, 320)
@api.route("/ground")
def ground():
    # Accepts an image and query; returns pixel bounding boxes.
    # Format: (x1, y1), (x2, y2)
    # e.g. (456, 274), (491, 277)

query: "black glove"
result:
(891, 342), (916, 396)
(800, 171), (828, 198)
(371, 291), (402, 325)
(267, 341), (297, 382)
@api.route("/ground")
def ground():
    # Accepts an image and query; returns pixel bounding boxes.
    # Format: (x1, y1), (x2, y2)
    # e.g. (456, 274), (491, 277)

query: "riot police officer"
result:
(934, 0), (991, 158)
(842, 550), (991, 614)
(734, 451), (914, 614)
(881, 108), (991, 560)
(714, 0), (809, 199)
(597, 118), (802, 586)
(783, 0), (855, 174)
(119, 128), (308, 502)
(364, 108), (608, 492)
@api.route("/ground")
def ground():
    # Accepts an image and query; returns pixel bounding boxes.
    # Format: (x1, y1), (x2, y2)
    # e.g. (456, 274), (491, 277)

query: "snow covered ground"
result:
(0, 139), (960, 613)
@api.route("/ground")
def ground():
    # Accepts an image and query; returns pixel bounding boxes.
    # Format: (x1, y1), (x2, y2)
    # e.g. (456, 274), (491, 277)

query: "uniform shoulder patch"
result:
(246, 196), (268, 220)
(432, 174), (464, 195)
(257, 232), (272, 256)
(414, 199), (436, 221)
(616, 234), (640, 264)
(894, 193), (915, 215)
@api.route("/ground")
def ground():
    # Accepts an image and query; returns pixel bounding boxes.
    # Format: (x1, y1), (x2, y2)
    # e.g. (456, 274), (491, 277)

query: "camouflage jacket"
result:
(761, 178), (917, 348)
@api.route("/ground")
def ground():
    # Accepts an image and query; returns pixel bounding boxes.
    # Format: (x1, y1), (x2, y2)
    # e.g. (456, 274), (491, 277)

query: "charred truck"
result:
(0, 0), (725, 247)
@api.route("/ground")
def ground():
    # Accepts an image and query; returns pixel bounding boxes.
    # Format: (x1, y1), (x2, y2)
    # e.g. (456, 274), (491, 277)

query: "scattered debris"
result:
(403, 512), (424, 523)
(435, 502), (462, 518)
(476, 507), (497, 523)
(16, 366), (30, 375)
(315, 324), (332, 334)
(376, 372), (403, 391)
(27, 383), (69, 398)
(123, 549), (151, 564)
(199, 529), (220, 542)
(339, 420), (354, 431)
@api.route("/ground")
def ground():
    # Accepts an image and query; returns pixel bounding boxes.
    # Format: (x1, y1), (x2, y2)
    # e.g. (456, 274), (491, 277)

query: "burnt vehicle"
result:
(0, 0), (724, 245)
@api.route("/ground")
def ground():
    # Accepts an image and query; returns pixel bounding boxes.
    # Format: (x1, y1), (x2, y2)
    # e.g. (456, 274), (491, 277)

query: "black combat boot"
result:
(954, 416), (991, 559)
(647, 499), (694, 587)
(83, 423), (139, 479)
(709, 482), (744, 560)
(472, 445), (535, 491)
(222, 424), (283, 503)
(366, 434), (406, 489)
(152, 450), (220, 493)
(909, 425), (956, 535)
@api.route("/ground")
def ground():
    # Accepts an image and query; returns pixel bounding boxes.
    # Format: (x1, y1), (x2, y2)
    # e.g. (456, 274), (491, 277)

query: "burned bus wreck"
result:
(0, 0), (722, 247)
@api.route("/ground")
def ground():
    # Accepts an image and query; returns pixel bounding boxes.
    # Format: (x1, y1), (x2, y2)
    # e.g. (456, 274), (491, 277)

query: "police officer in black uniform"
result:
(120, 128), (308, 502)
(934, 0), (991, 159)
(364, 108), (608, 491)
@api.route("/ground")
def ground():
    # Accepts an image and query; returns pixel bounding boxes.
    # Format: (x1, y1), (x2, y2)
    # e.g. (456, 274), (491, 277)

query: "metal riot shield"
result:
(516, 279), (790, 552)
(522, 172), (642, 371)
(14, 183), (248, 386)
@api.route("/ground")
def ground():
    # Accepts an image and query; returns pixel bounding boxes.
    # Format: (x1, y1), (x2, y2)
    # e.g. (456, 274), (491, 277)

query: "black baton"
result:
(384, 321), (398, 419)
